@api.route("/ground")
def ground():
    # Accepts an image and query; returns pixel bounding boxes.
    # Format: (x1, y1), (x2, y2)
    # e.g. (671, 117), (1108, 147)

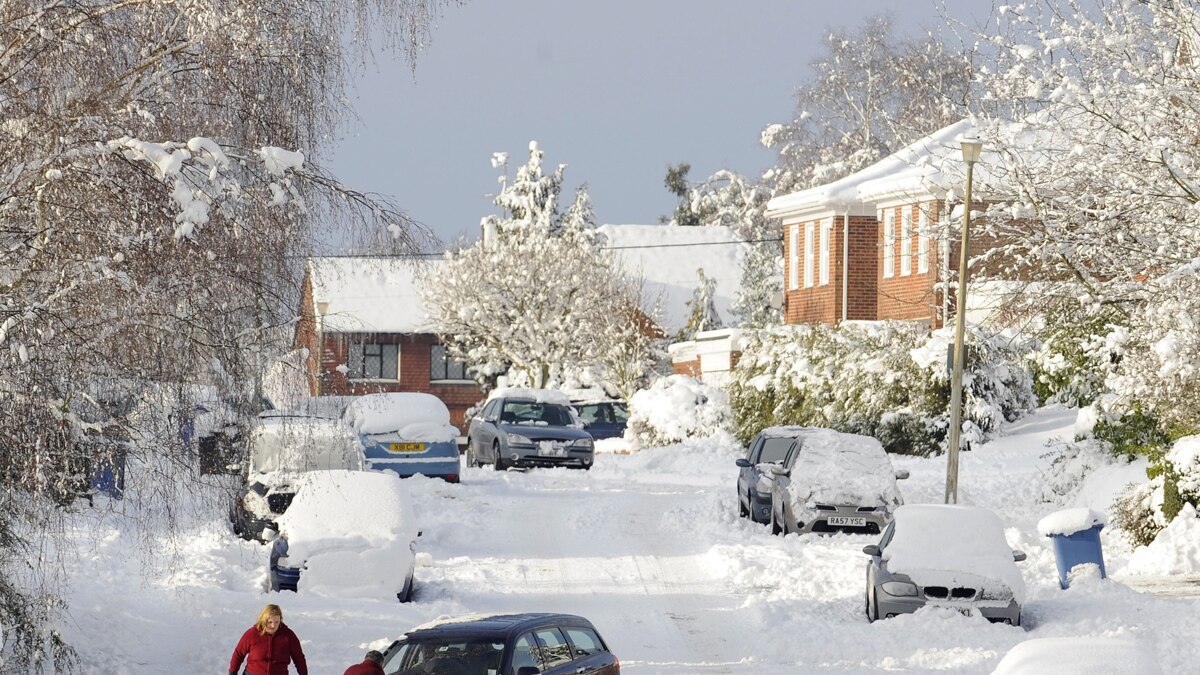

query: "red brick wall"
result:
(877, 203), (942, 328)
(673, 358), (701, 377)
(783, 217), (843, 325)
(846, 216), (879, 321)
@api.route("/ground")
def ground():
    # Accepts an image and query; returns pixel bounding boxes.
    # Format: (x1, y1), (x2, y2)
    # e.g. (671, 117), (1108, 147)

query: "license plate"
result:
(537, 441), (566, 457)
(827, 516), (867, 527)
(387, 442), (425, 453)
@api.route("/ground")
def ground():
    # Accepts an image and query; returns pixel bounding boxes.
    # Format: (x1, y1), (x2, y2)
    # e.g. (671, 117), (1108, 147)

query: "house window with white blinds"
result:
(918, 207), (931, 274)
(788, 224), (800, 290)
(803, 222), (815, 288)
(900, 208), (913, 276)
(819, 218), (831, 285)
(883, 210), (895, 278)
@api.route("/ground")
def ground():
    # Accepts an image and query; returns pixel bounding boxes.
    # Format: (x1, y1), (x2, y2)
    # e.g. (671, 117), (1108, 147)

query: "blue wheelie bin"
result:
(1040, 508), (1107, 589)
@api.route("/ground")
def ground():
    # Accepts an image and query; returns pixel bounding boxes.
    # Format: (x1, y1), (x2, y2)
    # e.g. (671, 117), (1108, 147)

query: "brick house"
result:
(294, 257), (481, 429)
(766, 119), (1004, 329)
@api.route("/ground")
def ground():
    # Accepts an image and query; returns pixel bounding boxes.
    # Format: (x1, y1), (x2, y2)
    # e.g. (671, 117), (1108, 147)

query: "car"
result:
(735, 426), (817, 524)
(863, 504), (1027, 625)
(761, 428), (908, 536)
(229, 414), (365, 541)
(991, 637), (1161, 674)
(571, 400), (629, 441)
(344, 393), (462, 483)
(270, 469), (419, 602)
(466, 388), (594, 470)
(378, 613), (620, 675)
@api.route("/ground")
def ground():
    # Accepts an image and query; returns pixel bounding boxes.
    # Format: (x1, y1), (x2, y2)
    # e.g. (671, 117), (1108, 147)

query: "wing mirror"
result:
(862, 544), (882, 557)
(894, 469), (910, 480)
(1012, 550), (1027, 562)
(735, 458), (751, 468)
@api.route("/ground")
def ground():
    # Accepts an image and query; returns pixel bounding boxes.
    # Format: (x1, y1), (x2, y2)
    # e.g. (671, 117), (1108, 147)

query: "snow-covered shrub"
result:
(1112, 478), (1164, 548)
(1110, 436), (1200, 547)
(727, 321), (1036, 455)
(1039, 439), (1121, 505)
(626, 375), (731, 451)
(1026, 300), (1123, 408)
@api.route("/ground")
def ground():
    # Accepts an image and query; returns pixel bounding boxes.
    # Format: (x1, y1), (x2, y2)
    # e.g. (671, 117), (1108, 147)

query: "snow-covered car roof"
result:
(486, 387), (573, 405)
(247, 415), (363, 475)
(991, 637), (1161, 675)
(759, 425), (821, 439)
(884, 504), (1026, 601)
(275, 469), (418, 598)
(785, 429), (902, 505)
(343, 392), (458, 442)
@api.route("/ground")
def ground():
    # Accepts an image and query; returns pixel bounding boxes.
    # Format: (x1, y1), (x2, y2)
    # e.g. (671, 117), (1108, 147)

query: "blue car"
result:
(344, 393), (461, 483)
(466, 390), (594, 470)
(572, 400), (629, 440)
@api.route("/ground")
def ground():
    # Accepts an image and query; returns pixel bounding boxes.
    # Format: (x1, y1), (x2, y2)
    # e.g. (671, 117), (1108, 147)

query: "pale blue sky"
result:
(327, 1), (996, 248)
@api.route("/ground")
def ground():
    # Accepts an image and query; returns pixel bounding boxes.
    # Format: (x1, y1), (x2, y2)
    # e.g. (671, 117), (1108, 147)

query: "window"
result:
(788, 224), (800, 290)
(563, 627), (606, 657)
(534, 628), (573, 669)
(803, 222), (815, 288)
(819, 218), (832, 285)
(900, 208), (913, 276)
(347, 342), (398, 380)
(918, 206), (930, 274)
(430, 343), (469, 381)
(882, 210), (895, 278)
(511, 634), (543, 672)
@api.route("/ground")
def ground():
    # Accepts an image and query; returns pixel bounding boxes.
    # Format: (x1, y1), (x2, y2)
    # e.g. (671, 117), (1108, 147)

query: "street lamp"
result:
(315, 300), (329, 395)
(945, 136), (983, 505)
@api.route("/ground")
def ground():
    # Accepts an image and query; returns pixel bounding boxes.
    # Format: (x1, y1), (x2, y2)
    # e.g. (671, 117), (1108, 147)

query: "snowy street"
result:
(59, 407), (1200, 673)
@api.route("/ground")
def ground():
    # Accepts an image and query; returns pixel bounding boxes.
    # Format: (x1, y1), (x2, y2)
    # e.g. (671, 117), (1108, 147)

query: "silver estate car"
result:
(735, 426), (818, 524)
(864, 504), (1027, 625)
(763, 428), (908, 536)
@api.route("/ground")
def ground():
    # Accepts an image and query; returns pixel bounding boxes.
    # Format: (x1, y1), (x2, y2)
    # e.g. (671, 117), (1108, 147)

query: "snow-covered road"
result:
(57, 407), (1200, 673)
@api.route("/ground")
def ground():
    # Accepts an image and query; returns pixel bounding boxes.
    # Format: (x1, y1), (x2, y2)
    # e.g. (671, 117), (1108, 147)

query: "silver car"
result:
(864, 504), (1027, 625)
(763, 428), (908, 536)
(735, 426), (818, 524)
(466, 393), (594, 470)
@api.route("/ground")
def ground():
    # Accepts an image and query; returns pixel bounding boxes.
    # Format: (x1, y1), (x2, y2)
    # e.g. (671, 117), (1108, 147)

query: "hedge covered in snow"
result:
(625, 374), (733, 451)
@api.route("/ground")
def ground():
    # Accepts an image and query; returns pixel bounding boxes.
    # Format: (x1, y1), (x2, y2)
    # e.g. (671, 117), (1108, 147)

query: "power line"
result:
(305, 236), (782, 259)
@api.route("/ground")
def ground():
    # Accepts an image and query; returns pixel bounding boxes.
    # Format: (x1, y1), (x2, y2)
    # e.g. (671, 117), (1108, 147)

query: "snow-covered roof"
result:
(307, 257), (440, 334)
(597, 224), (747, 333)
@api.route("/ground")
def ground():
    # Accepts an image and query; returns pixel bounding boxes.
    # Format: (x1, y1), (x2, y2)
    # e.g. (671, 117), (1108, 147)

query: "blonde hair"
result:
(255, 604), (283, 635)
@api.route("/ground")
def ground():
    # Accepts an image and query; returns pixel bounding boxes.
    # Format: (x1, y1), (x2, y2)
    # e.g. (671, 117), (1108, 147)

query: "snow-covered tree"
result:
(762, 14), (974, 194)
(424, 142), (659, 392)
(677, 268), (723, 341)
(972, 0), (1200, 438)
(0, 1), (444, 669)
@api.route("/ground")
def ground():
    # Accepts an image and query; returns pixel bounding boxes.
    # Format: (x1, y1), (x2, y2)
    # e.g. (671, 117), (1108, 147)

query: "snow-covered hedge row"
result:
(727, 321), (1036, 455)
(625, 375), (732, 451)
(1112, 435), (1200, 547)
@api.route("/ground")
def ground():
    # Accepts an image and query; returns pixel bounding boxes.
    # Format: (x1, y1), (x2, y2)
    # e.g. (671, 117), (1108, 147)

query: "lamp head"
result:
(960, 136), (983, 164)
(316, 300), (329, 316)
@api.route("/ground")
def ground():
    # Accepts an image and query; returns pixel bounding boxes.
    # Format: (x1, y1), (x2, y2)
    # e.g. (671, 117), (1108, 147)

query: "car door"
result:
(560, 625), (618, 674)
(530, 627), (576, 674)
(471, 400), (500, 459)
(737, 433), (766, 498)
(508, 631), (545, 675)
(770, 440), (802, 526)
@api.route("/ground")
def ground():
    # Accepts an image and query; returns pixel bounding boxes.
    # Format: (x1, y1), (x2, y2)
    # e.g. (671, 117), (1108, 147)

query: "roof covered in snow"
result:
(598, 224), (747, 333)
(307, 257), (440, 334)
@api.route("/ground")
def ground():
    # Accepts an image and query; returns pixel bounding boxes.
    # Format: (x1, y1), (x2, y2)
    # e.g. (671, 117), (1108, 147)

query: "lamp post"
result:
(945, 136), (982, 505)
(315, 300), (329, 395)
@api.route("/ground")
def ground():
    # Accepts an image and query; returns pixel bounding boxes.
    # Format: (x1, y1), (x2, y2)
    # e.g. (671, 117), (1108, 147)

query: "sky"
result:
(56, 404), (1200, 672)
(326, 0), (998, 248)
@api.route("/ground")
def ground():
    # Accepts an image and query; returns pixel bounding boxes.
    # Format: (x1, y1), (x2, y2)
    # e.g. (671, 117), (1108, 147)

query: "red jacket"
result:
(229, 623), (307, 675)
(343, 659), (385, 675)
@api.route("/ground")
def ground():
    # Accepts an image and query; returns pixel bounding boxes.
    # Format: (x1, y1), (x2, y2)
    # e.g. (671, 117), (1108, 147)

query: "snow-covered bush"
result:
(1111, 435), (1200, 547)
(1026, 300), (1123, 408)
(728, 322), (1036, 455)
(625, 375), (732, 451)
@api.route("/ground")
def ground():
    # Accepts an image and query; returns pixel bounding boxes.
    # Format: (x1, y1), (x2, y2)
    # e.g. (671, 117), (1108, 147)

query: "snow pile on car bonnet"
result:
(784, 429), (902, 507)
(344, 392), (458, 442)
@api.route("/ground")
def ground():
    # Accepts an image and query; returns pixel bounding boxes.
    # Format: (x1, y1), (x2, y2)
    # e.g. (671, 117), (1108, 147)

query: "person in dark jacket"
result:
(343, 649), (385, 675)
(229, 603), (308, 675)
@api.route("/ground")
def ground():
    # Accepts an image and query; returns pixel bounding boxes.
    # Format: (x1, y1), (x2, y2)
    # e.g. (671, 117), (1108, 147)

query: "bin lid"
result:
(1038, 507), (1106, 537)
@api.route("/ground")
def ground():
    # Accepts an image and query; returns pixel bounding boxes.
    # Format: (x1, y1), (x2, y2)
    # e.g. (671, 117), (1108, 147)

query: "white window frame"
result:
(882, 210), (895, 278)
(803, 222), (815, 288)
(788, 224), (800, 290)
(918, 206), (930, 274)
(819, 218), (831, 285)
(900, 208), (913, 276)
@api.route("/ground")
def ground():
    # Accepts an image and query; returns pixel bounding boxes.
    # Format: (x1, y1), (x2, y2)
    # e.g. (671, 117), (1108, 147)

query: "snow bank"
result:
(1122, 504), (1200, 576)
(991, 637), (1162, 675)
(626, 374), (730, 450)
(344, 392), (458, 442)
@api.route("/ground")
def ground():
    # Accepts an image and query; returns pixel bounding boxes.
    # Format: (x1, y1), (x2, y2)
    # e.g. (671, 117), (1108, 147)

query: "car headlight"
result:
(881, 581), (919, 597)
(506, 432), (532, 445)
(570, 438), (594, 449)
(979, 586), (1013, 601)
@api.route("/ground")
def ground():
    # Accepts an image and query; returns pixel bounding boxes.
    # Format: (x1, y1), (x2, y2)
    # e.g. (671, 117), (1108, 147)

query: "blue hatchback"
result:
(572, 400), (629, 441)
(344, 393), (461, 483)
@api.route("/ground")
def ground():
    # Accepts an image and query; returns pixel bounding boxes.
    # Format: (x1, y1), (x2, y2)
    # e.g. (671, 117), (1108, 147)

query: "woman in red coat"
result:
(229, 604), (308, 675)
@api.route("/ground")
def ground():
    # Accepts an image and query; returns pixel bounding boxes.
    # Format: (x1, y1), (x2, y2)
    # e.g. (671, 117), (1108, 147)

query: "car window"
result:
(609, 403), (629, 423)
(576, 404), (603, 423)
(480, 400), (498, 420)
(878, 520), (896, 550)
(562, 627), (606, 657)
(759, 437), (794, 464)
(534, 628), (573, 669)
(510, 633), (543, 672)
(746, 435), (764, 462)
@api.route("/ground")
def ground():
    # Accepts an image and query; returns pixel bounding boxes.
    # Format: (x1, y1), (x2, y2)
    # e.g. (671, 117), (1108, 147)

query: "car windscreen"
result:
(383, 639), (505, 675)
(501, 402), (575, 427)
(759, 437), (794, 464)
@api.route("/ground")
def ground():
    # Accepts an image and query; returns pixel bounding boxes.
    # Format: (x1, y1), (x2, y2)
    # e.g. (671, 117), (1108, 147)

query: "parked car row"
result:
(734, 425), (1028, 626)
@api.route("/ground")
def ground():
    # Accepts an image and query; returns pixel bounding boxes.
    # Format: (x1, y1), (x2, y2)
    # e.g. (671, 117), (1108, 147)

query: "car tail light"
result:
(443, 474), (460, 484)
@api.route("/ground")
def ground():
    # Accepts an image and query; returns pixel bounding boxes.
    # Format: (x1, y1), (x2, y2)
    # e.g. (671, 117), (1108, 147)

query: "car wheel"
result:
(770, 510), (782, 535)
(465, 442), (480, 468)
(866, 587), (878, 623)
(397, 568), (415, 603)
(738, 492), (749, 518)
(492, 441), (506, 471)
